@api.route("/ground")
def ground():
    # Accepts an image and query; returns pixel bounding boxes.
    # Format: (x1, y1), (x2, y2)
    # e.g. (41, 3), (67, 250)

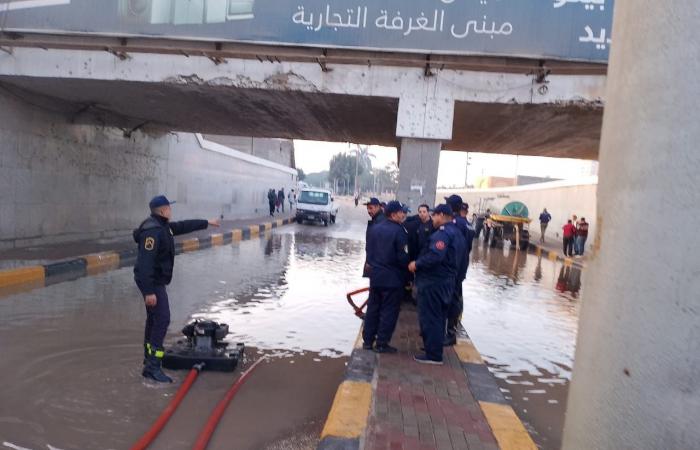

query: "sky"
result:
(294, 140), (597, 187)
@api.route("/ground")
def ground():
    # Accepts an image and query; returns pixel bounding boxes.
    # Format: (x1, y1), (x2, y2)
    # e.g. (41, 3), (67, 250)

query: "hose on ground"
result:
(131, 363), (204, 450)
(192, 357), (267, 450)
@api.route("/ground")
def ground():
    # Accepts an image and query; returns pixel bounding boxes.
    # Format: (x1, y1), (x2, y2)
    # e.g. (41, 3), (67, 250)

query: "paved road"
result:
(0, 198), (369, 450)
(0, 197), (581, 450)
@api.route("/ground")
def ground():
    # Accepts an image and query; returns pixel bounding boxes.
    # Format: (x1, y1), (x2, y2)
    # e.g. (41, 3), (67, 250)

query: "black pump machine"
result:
(162, 320), (244, 372)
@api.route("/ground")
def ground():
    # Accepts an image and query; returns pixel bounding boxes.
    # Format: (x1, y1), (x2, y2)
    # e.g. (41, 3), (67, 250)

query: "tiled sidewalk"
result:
(365, 308), (498, 450)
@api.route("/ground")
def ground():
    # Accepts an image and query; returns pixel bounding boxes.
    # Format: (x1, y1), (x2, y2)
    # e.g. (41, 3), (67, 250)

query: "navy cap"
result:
(461, 202), (469, 211)
(433, 204), (453, 216)
(385, 200), (403, 214)
(149, 195), (175, 210)
(444, 194), (463, 207)
(401, 204), (411, 213)
(363, 197), (381, 206)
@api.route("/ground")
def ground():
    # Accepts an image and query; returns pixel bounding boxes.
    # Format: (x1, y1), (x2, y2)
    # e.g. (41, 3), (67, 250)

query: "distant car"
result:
(295, 188), (338, 226)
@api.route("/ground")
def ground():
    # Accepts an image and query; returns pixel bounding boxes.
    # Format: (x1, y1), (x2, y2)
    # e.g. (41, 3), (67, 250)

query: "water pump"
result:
(162, 320), (244, 372)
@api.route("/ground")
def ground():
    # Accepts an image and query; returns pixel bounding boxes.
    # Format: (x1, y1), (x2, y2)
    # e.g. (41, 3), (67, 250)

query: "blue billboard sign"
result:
(0, 0), (614, 62)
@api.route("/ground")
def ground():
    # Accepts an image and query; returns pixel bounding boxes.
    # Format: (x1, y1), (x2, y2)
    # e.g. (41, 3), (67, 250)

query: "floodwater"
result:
(463, 243), (582, 450)
(0, 205), (369, 450)
(0, 198), (581, 450)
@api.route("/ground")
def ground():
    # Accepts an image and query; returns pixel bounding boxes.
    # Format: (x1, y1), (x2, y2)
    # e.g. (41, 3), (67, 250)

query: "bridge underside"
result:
(0, 76), (601, 159)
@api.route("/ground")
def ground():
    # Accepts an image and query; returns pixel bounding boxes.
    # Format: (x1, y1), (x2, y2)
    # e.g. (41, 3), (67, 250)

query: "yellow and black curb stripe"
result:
(0, 218), (294, 299)
(529, 243), (585, 269)
(318, 329), (376, 450)
(454, 336), (538, 450)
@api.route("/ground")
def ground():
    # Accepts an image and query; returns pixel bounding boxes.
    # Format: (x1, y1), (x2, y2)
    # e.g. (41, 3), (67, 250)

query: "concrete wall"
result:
(204, 135), (295, 168)
(0, 89), (297, 250)
(437, 177), (597, 249)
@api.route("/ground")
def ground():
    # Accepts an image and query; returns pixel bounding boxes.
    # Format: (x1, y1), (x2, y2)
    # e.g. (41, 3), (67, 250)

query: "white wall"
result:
(437, 177), (597, 249)
(0, 89), (296, 249)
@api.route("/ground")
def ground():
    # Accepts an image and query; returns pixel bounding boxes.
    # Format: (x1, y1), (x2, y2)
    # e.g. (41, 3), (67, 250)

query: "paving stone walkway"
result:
(364, 307), (499, 450)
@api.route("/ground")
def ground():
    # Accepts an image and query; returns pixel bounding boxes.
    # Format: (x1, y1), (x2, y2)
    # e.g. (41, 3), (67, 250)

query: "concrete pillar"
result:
(397, 138), (441, 210)
(395, 91), (454, 210)
(562, 1), (700, 449)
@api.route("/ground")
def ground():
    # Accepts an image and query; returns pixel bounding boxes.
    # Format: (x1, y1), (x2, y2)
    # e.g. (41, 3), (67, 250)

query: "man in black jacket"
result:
(133, 195), (220, 382)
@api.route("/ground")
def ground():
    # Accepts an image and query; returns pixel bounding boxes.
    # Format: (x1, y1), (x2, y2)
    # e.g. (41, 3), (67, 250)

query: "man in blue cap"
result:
(363, 200), (410, 353)
(133, 195), (220, 382)
(408, 204), (460, 364)
(444, 195), (475, 345)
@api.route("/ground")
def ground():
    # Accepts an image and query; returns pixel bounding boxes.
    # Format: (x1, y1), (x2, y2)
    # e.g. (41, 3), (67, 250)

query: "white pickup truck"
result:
(295, 188), (339, 226)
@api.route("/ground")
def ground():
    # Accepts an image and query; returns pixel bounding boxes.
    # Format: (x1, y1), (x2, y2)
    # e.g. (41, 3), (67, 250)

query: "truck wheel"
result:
(296, 217), (303, 224)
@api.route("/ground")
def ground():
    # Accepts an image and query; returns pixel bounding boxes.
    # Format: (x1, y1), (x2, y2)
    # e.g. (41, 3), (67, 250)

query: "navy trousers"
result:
(138, 284), (170, 354)
(363, 287), (403, 346)
(446, 282), (464, 340)
(417, 282), (453, 362)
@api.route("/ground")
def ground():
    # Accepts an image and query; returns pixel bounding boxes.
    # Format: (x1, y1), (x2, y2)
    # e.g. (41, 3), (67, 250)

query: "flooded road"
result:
(0, 207), (369, 450)
(463, 243), (582, 450)
(0, 199), (581, 450)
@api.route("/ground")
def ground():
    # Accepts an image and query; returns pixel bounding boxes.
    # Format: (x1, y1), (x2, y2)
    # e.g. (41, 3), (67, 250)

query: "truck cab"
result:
(295, 188), (338, 226)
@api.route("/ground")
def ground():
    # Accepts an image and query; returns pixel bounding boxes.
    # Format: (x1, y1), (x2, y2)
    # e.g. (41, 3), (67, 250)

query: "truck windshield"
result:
(299, 191), (329, 205)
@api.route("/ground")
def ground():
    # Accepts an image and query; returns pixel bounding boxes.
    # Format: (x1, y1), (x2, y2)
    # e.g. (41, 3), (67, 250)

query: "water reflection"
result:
(463, 243), (581, 450)
(193, 232), (365, 356)
(0, 228), (365, 450)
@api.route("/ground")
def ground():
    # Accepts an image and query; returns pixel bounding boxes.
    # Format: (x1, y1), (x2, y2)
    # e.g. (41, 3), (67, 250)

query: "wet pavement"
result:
(0, 198), (582, 450)
(464, 243), (582, 450)
(0, 203), (366, 450)
(0, 215), (293, 270)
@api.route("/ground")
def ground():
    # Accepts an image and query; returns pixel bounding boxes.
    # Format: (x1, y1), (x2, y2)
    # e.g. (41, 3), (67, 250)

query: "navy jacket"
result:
(445, 222), (467, 283)
(404, 215), (434, 261)
(453, 216), (475, 275)
(133, 215), (208, 295)
(363, 211), (386, 277)
(415, 225), (459, 287)
(367, 219), (410, 289)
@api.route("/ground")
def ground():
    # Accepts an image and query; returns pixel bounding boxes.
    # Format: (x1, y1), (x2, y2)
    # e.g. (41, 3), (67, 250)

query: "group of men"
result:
(362, 195), (475, 365)
(539, 209), (590, 257)
(267, 188), (295, 216)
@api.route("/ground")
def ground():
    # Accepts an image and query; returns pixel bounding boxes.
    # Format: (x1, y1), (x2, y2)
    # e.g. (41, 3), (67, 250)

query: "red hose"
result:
(131, 364), (204, 450)
(192, 357), (267, 450)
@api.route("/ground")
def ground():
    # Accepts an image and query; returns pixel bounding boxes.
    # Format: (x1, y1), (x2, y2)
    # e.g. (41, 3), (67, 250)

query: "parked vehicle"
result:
(295, 188), (338, 226)
(487, 201), (531, 250)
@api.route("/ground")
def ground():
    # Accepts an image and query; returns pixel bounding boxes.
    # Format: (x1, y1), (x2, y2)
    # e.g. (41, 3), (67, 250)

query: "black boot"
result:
(143, 343), (149, 365)
(142, 354), (173, 383)
(444, 321), (458, 346)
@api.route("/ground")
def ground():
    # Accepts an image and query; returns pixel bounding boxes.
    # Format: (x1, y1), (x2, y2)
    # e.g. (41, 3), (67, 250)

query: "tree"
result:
(296, 168), (306, 181)
(351, 145), (375, 193)
(328, 152), (364, 195)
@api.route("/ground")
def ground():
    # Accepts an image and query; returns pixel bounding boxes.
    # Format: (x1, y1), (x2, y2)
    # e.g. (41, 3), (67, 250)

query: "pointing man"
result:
(133, 195), (220, 383)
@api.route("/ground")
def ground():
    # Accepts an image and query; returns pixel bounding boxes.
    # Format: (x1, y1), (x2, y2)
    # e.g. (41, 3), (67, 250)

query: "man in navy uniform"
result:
(408, 204), (461, 365)
(363, 201), (410, 353)
(444, 195), (475, 346)
(133, 195), (220, 382)
(363, 197), (386, 277)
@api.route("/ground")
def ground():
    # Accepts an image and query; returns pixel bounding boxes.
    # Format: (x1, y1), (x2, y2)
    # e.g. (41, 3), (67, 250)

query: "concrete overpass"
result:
(0, 0), (611, 211)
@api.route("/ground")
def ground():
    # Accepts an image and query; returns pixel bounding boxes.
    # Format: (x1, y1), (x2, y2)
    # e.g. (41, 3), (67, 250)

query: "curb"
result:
(528, 242), (586, 270)
(0, 218), (294, 299)
(317, 329), (376, 450)
(318, 323), (537, 450)
(454, 335), (537, 450)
